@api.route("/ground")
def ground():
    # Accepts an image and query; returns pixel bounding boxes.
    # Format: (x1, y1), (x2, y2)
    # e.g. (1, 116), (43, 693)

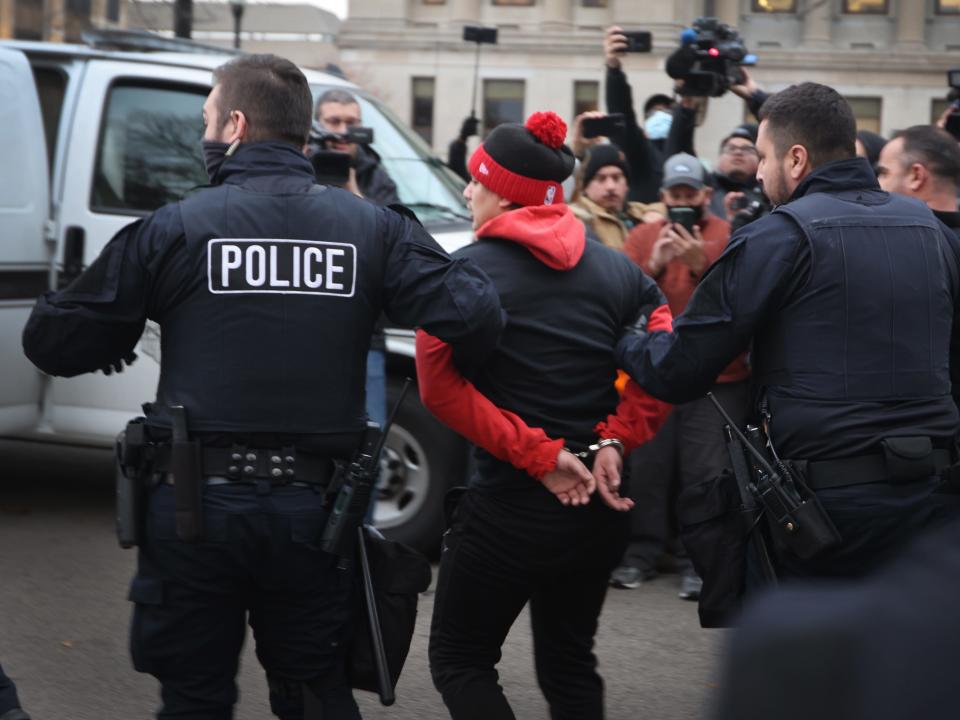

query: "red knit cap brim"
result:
(468, 145), (563, 207)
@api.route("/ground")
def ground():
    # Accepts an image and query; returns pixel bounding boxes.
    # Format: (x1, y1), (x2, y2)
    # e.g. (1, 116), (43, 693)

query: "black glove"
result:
(101, 351), (138, 376)
(459, 115), (480, 142)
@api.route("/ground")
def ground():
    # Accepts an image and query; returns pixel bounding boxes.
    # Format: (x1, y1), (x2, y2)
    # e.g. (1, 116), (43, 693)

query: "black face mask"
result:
(202, 140), (235, 184)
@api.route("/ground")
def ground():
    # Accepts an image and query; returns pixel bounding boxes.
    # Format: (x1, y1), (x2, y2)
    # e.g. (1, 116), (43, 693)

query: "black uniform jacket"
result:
(617, 157), (960, 460)
(22, 142), (503, 446)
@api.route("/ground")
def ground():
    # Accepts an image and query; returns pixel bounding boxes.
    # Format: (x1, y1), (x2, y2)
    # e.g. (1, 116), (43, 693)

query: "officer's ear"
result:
(786, 143), (810, 181)
(905, 162), (927, 194)
(224, 109), (249, 145)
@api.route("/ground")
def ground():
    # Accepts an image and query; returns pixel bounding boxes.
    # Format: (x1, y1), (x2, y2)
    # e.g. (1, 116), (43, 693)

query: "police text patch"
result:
(207, 239), (356, 296)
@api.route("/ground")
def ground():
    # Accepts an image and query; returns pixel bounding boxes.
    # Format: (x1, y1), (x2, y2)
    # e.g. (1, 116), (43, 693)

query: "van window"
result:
(31, 66), (67, 176)
(312, 85), (470, 226)
(91, 81), (207, 215)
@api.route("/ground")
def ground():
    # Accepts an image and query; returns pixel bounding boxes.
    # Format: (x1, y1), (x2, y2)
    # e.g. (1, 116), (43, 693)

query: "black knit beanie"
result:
(581, 144), (630, 188)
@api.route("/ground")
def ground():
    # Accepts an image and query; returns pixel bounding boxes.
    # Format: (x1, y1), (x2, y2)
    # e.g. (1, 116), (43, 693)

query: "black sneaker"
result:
(610, 565), (657, 589)
(678, 572), (703, 601)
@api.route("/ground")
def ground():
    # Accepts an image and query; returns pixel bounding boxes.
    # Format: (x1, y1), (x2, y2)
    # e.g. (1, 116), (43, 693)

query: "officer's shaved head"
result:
(759, 83), (857, 168)
(212, 54), (312, 147)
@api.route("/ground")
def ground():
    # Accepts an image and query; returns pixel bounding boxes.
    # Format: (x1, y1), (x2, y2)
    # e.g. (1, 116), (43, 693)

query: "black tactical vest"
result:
(754, 189), (959, 457)
(152, 181), (384, 436)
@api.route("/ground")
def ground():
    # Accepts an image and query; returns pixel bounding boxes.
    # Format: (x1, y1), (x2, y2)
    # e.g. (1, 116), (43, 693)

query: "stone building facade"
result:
(339, 0), (960, 163)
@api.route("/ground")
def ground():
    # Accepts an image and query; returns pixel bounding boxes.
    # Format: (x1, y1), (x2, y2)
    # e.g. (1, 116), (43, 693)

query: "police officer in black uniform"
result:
(616, 82), (960, 580)
(21, 54), (503, 720)
(0, 663), (30, 720)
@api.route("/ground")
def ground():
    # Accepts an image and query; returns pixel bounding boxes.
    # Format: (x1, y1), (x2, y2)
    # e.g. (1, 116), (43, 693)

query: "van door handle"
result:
(58, 226), (85, 289)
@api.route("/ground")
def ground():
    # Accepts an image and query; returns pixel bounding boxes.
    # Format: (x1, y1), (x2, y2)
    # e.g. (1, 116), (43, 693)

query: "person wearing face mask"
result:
(604, 25), (675, 203)
(570, 143), (665, 250)
(21, 53), (504, 720)
(617, 83), (960, 583)
(614, 153), (750, 598)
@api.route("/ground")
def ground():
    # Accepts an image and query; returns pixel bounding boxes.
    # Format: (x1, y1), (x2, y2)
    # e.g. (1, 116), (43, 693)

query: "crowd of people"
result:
(6, 20), (960, 720)
(441, 24), (960, 604)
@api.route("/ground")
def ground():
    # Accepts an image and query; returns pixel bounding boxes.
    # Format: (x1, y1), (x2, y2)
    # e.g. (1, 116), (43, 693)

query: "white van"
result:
(0, 35), (473, 552)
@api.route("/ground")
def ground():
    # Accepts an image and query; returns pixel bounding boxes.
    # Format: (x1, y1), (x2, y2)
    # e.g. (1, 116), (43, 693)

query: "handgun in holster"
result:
(320, 421), (382, 564)
(116, 416), (149, 548)
(170, 405), (204, 543)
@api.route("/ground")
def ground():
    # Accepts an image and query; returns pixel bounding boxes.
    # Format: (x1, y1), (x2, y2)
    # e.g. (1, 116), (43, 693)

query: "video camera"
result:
(305, 121), (375, 186)
(666, 17), (756, 98)
(730, 187), (771, 232)
(945, 68), (960, 141)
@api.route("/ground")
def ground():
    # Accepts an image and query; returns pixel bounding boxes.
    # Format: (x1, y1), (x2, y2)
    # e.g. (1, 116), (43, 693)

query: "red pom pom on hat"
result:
(525, 111), (567, 149)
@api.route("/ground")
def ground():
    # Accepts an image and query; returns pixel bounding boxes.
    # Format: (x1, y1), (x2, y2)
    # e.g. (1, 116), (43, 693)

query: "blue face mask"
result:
(644, 110), (673, 141)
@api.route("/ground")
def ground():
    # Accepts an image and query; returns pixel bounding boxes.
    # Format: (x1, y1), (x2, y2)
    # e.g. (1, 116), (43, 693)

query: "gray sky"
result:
(281, 0), (346, 17)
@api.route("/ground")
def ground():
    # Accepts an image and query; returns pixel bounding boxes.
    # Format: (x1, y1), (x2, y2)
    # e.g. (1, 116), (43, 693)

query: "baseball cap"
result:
(662, 152), (705, 189)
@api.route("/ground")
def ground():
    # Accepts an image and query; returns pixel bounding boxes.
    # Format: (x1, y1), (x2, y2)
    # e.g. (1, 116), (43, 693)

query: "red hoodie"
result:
(415, 204), (672, 480)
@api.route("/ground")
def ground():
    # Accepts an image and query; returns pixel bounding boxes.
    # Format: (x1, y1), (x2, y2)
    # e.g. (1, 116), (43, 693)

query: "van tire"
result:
(374, 378), (467, 555)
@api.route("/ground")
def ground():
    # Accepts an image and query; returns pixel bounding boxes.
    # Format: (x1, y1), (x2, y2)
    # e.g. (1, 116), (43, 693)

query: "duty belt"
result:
(800, 448), (951, 491)
(152, 445), (335, 487)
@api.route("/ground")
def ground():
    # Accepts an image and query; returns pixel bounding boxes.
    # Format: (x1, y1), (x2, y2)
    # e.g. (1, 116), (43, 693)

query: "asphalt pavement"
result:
(0, 439), (726, 720)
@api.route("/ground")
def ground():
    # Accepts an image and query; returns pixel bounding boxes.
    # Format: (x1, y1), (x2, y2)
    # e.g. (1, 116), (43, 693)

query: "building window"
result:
(932, 98), (952, 124)
(483, 79), (525, 134)
(411, 77), (435, 145)
(106, 0), (121, 22)
(843, 0), (888, 13)
(751, 0), (797, 11)
(845, 96), (882, 134)
(422, 0), (446, 4)
(936, 0), (960, 14)
(573, 81), (599, 118)
(581, 0), (608, 7)
(492, 0), (535, 5)
(14, 0), (44, 39)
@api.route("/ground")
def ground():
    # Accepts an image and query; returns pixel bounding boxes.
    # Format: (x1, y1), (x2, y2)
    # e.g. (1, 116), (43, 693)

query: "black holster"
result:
(170, 406), (204, 543)
(115, 417), (149, 549)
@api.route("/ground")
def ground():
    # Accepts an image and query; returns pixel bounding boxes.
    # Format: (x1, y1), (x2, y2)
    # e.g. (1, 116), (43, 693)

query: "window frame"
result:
(411, 76), (435, 145)
(482, 78), (526, 135)
(841, 0), (889, 15)
(934, 0), (960, 15)
(573, 80), (599, 119)
(750, 0), (798, 13)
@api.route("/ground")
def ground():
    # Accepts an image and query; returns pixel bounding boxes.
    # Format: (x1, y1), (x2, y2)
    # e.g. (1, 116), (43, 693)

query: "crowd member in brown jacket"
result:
(612, 152), (751, 600)
(571, 142), (665, 251)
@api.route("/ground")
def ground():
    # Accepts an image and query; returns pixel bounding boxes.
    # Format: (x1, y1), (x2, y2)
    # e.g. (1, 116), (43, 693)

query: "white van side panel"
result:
(44, 61), (213, 444)
(0, 47), (50, 433)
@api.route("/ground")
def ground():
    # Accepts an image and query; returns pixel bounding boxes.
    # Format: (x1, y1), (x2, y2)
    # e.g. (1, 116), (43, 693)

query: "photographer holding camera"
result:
(314, 88), (400, 206)
(661, 20), (769, 228)
(604, 26), (675, 203)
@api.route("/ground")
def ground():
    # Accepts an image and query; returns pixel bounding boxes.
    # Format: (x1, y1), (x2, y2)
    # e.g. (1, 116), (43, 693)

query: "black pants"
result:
(623, 381), (750, 572)
(429, 483), (628, 720)
(774, 476), (960, 580)
(0, 663), (23, 715)
(129, 482), (360, 720)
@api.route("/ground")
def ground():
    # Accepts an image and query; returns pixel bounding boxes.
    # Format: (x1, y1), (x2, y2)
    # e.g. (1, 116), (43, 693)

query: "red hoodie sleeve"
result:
(594, 303), (675, 453)
(415, 330), (564, 480)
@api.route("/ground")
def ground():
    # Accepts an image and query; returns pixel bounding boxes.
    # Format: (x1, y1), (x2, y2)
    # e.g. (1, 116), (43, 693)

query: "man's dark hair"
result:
(758, 82), (856, 168)
(212, 54), (312, 147)
(892, 125), (960, 190)
(643, 93), (674, 117)
(316, 88), (359, 112)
